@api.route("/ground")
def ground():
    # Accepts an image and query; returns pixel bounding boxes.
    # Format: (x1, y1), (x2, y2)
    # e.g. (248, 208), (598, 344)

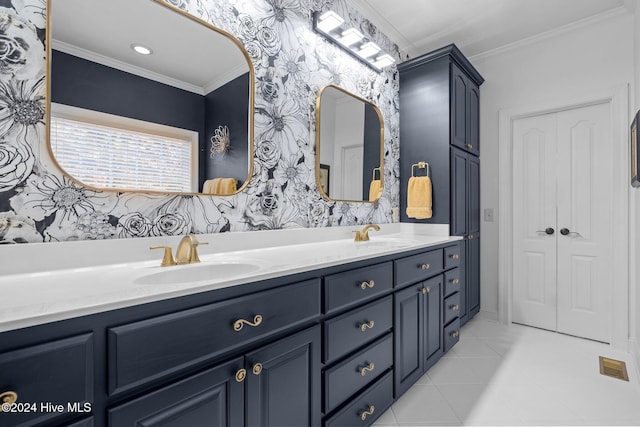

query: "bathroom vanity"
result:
(0, 225), (468, 427)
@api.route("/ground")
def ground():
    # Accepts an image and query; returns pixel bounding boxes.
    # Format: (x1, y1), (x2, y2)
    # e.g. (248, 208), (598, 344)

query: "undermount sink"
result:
(134, 261), (262, 285)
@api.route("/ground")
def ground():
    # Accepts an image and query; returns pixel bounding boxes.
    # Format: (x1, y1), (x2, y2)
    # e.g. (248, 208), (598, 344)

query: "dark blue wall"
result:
(204, 73), (249, 188)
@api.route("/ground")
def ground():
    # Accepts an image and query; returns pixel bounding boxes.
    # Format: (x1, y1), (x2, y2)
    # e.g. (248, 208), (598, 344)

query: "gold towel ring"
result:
(411, 161), (430, 178)
(372, 167), (381, 180)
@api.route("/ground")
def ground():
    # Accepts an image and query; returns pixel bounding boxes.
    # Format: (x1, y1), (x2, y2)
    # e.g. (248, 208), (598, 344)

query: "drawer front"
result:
(108, 279), (320, 395)
(324, 333), (393, 413)
(324, 296), (393, 363)
(444, 293), (461, 326)
(109, 357), (244, 427)
(325, 371), (394, 427)
(444, 268), (461, 298)
(324, 262), (393, 314)
(395, 249), (443, 288)
(444, 245), (462, 270)
(444, 318), (461, 353)
(0, 334), (93, 427)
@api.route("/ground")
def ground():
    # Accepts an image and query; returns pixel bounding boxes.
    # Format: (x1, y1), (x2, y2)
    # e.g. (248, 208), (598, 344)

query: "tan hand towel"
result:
(218, 178), (237, 195)
(369, 179), (382, 201)
(406, 176), (433, 219)
(202, 178), (218, 194)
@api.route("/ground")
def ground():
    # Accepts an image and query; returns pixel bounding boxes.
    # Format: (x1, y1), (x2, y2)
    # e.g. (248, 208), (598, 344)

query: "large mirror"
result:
(47, 0), (253, 195)
(316, 85), (384, 202)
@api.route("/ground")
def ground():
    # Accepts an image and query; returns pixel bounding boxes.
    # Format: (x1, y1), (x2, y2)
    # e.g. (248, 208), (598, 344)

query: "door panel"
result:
(512, 113), (558, 331)
(451, 65), (468, 150)
(468, 155), (480, 235)
(556, 103), (611, 342)
(450, 148), (468, 236)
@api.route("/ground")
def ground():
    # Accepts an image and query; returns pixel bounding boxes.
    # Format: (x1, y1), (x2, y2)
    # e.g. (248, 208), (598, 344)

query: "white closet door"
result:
(556, 103), (612, 343)
(512, 113), (558, 331)
(512, 102), (612, 343)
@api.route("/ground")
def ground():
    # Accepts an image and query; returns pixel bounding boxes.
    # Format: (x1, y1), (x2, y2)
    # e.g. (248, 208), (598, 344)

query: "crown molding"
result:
(51, 39), (204, 95)
(469, 5), (630, 62)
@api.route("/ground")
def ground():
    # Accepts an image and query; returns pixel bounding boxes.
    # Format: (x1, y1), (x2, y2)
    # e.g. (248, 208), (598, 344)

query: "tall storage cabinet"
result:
(398, 44), (484, 325)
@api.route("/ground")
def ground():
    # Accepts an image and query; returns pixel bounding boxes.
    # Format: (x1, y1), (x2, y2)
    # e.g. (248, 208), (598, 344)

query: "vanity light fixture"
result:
(131, 44), (153, 55)
(313, 10), (395, 72)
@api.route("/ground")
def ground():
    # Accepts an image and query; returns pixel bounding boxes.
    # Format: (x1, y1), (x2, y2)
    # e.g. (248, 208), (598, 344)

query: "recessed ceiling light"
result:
(131, 44), (153, 55)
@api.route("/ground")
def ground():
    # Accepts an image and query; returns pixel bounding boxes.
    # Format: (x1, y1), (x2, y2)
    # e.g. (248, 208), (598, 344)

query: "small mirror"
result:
(47, 0), (253, 195)
(316, 85), (384, 202)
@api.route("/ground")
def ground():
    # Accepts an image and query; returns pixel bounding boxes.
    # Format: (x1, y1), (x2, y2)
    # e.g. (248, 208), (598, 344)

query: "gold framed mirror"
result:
(46, 0), (254, 195)
(315, 84), (384, 202)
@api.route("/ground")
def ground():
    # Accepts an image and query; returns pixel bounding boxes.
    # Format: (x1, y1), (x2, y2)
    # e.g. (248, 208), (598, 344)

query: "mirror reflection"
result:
(316, 85), (384, 202)
(48, 0), (253, 195)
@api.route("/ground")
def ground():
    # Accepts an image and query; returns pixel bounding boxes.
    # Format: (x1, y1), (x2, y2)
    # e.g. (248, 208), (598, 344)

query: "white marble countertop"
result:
(0, 223), (460, 332)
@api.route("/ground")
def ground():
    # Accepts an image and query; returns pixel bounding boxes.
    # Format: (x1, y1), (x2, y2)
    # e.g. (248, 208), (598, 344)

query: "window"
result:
(49, 103), (198, 193)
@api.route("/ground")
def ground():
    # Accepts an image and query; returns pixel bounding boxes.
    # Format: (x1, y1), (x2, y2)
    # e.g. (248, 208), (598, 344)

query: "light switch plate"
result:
(484, 208), (494, 222)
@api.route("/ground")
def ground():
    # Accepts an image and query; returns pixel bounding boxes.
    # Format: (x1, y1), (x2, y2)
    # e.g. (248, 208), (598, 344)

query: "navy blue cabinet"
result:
(399, 44), (483, 326)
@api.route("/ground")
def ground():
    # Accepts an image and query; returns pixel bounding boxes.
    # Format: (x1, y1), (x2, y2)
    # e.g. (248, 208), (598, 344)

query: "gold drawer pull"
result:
(235, 369), (247, 382)
(359, 362), (375, 376)
(359, 280), (375, 289)
(360, 405), (375, 421)
(450, 304), (460, 312)
(449, 254), (460, 259)
(466, 143), (473, 149)
(420, 263), (430, 270)
(252, 363), (263, 375)
(451, 330), (460, 338)
(421, 287), (430, 294)
(0, 391), (17, 412)
(233, 314), (263, 331)
(451, 278), (460, 284)
(358, 320), (375, 331)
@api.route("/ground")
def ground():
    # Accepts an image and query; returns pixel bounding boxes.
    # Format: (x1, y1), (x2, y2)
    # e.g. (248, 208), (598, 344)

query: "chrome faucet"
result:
(150, 234), (208, 267)
(353, 224), (380, 242)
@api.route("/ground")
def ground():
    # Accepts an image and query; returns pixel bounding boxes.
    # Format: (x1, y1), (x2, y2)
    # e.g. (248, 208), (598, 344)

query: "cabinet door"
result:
(467, 236), (481, 316)
(451, 64), (468, 151)
(423, 276), (442, 370)
(467, 153), (480, 317)
(450, 147), (468, 237)
(394, 284), (424, 397)
(108, 357), (244, 427)
(467, 84), (480, 156)
(246, 326), (320, 427)
(467, 154), (480, 236)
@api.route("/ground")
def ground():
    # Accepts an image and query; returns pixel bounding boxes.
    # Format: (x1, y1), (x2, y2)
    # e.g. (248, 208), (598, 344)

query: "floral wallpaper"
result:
(0, 0), (400, 244)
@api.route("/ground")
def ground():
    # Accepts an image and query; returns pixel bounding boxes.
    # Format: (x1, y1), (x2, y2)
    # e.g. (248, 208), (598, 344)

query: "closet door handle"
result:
(560, 228), (582, 237)
(536, 228), (554, 235)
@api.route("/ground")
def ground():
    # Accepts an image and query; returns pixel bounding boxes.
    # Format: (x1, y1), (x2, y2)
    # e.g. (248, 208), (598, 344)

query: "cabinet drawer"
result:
(0, 334), (93, 427)
(108, 279), (320, 395)
(444, 318), (461, 353)
(444, 268), (461, 298)
(325, 370), (393, 427)
(324, 333), (393, 413)
(395, 249), (443, 288)
(324, 296), (392, 363)
(444, 293), (461, 326)
(324, 262), (393, 314)
(444, 245), (461, 270)
(108, 357), (244, 427)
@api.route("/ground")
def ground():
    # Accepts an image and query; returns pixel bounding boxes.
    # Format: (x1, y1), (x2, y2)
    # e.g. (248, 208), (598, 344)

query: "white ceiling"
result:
(350, 0), (632, 60)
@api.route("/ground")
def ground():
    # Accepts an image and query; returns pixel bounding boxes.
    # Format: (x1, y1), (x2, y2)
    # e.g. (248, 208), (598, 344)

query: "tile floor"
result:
(373, 317), (640, 426)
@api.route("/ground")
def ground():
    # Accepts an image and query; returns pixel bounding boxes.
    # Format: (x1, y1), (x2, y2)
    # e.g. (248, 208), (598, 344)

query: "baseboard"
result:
(631, 338), (640, 380)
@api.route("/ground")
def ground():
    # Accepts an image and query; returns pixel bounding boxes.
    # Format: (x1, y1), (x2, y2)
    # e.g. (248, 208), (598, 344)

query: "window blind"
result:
(50, 116), (194, 193)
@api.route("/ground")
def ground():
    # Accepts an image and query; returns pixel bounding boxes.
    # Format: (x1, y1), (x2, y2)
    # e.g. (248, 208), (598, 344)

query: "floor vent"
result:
(599, 356), (629, 381)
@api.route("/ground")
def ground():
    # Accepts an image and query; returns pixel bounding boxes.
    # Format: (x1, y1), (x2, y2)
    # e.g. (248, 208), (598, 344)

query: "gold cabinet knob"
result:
(468, 235), (474, 240)
(358, 320), (375, 331)
(451, 305), (460, 312)
(451, 330), (460, 338)
(360, 405), (375, 421)
(451, 279), (460, 284)
(235, 369), (247, 382)
(233, 314), (263, 331)
(359, 280), (375, 290)
(420, 263), (430, 270)
(450, 254), (460, 259)
(0, 391), (18, 412)
(421, 287), (430, 294)
(252, 363), (263, 375)
(359, 362), (375, 376)
(466, 143), (473, 149)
